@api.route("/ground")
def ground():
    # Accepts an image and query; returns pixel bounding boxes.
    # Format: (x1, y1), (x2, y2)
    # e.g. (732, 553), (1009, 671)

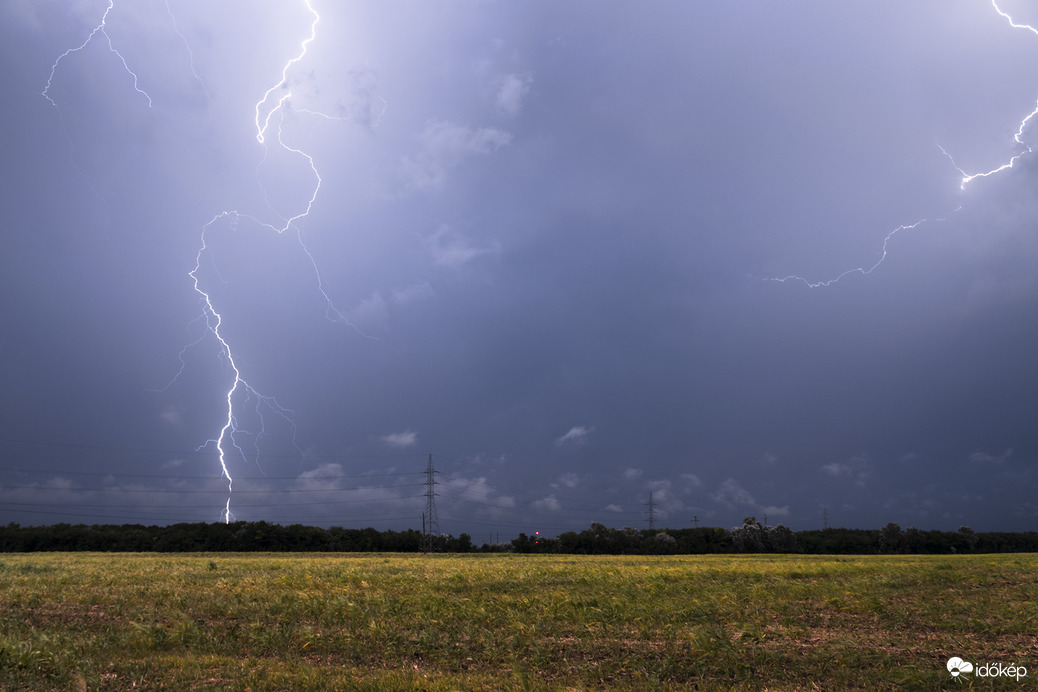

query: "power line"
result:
(0, 467), (423, 480)
(0, 506), (421, 524)
(0, 437), (432, 460)
(0, 495), (425, 510)
(0, 446), (705, 534)
(0, 483), (425, 494)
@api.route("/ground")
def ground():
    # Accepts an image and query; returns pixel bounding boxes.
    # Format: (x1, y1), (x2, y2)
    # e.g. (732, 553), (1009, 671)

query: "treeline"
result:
(517, 520), (1038, 555)
(0, 521), (473, 553)
(1, 518), (1037, 554)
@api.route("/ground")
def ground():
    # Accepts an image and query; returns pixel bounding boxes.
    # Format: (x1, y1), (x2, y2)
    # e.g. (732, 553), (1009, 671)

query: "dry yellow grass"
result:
(1, 553), (1036, 689)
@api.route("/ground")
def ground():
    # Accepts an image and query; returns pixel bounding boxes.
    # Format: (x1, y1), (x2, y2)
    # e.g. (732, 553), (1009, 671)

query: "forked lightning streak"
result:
(773, 0), (1038, 288)
(44, 0), (369, 522)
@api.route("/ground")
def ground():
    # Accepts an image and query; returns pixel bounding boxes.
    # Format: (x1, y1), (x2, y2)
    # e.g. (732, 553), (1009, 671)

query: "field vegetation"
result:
(1, 553), (1036, 690)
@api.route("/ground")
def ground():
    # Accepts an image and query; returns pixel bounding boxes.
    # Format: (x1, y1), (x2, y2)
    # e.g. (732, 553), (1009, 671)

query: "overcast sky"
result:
(2, 0), (1038, 537)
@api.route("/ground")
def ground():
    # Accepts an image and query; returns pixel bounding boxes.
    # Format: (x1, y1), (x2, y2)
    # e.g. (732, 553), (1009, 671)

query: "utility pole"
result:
(420, 454), (439, 552)
(692, 514), (698, 528)
(823, 506), (829, 530)
(646, 492), (656, 531)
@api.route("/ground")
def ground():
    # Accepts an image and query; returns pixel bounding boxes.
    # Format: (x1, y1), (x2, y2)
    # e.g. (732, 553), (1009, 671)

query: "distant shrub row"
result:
(1, 518), (1036, 554)
(527, 519), (1038, 555)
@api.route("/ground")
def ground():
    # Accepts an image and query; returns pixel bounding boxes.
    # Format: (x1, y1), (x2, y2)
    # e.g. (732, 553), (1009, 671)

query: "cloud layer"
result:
(1, 1), (1036, 534)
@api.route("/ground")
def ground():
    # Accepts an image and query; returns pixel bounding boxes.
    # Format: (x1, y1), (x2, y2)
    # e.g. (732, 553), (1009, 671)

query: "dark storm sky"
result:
(2, 0), (1038, 536)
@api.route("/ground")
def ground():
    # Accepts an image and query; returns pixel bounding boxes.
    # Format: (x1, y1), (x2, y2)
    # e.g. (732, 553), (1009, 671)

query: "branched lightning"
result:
(939, 102), (1038, 191)
(940, 2), (1038, 191)
(254, 4), (318, 147)
(772, 0), (1038, 288)
(770, 219), (929, 288)
(43, 1), (152, 109)
(188, 213), (305, 523)
(45, 0), (375, 523)
(41, 0), (154, 256)
(163, 0), (210, 103)
(185, 0), (376, 522)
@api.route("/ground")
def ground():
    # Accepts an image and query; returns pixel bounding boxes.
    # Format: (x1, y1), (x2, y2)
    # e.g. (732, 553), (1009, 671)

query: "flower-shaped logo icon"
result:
(947, 657), (974, 678)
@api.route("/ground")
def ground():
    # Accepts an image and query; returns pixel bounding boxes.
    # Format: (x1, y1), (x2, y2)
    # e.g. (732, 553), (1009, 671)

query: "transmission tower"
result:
(421, 453), (440, 552)
(646, 491), (656, 531)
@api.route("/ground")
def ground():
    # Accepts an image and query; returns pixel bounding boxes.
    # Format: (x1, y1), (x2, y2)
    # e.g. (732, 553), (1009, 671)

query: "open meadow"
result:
(0, 552), (1036, 690)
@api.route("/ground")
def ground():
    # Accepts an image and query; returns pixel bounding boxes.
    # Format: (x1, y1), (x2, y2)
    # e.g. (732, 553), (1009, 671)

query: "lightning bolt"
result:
(45, 0), (376, 523)
(770, 220), (929, 288)
(185, 0), (377, 522)
(940, 1), (1038, 191)
(772, 0), (1038, 288)
(40, 0), (155, 259)
(42, 1), (152, 109)
(163, 0), (210, 103)
(188, 213), (303, 523)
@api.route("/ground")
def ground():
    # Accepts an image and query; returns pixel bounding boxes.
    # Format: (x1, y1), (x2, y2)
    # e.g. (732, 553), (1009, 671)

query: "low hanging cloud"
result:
(820, 454), (872, 487)
(554, 472), (581, 489)
(645, 479), (684, 518)
(425, 225), (500, 269)
(441, 476), (516, 516)
(159, 406), (182, 426)
(401, 120), (511, 189)
(341, 66), (386, 131)
(680, 473), (702, 488)
(381, 429), (417, 448)
(391, 282), (434, 306)
(711, 478), (789, 518)
(556, 425), (593, 445)
(532, 494), (561, 511)
(969, 448), (1013, 464)
(349, 290), (390, 332)
(495, 72), (532, 116)
(349, 282), (435, 332)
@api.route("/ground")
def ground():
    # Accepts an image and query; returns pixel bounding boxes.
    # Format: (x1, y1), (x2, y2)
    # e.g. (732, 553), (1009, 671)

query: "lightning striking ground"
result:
(772, 0), (1038, 289)
(185, 0), (375, 521)
(44, 0), (372, 523)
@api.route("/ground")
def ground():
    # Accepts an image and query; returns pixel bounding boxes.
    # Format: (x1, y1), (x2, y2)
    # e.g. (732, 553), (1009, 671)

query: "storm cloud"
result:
(1, 0), (1037, 536)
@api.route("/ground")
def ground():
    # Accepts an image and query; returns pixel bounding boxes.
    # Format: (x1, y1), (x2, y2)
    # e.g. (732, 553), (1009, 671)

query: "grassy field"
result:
(0, 553), (1036, 690)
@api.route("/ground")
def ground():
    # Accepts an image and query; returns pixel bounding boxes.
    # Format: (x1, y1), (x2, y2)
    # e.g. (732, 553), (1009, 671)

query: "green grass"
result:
(0, 553), (1036, 689)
